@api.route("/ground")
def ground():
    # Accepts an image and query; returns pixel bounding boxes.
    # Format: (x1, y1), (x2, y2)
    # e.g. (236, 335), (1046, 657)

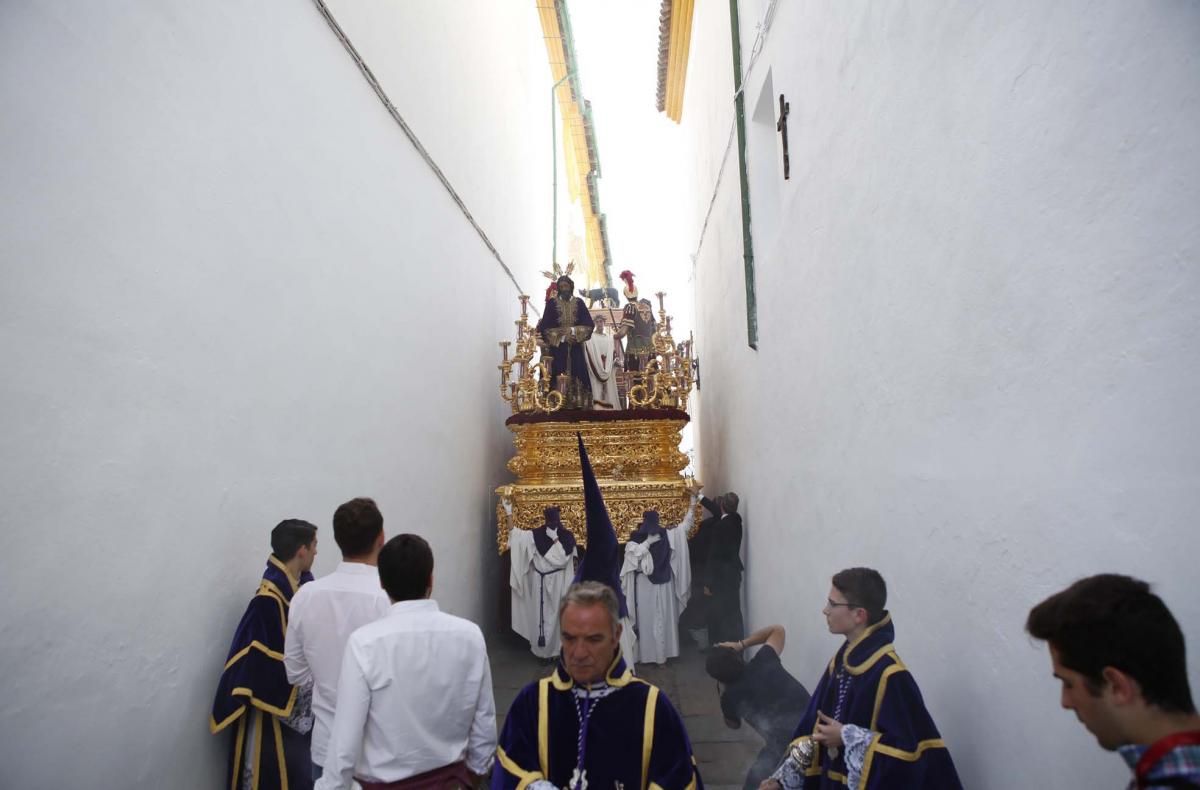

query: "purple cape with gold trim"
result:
(210, 556), (313, 790)
(790, 615), (962, 789)
(491, 655), (702, 789)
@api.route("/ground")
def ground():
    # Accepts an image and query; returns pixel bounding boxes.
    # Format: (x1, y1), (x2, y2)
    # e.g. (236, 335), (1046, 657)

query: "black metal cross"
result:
(777, 93), (791, 180)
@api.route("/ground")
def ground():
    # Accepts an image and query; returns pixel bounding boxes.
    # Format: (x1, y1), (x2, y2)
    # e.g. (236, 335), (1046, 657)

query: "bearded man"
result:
(537, 274), (594, 410)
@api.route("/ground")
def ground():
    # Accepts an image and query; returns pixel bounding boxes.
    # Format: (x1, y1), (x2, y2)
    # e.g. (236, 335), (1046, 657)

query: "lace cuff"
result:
(769, 757), (805, 790)
(841, 724), (874, 789)
(281, 680), (314, 734)
(528, 782), (557, 790)
(768, 738), (813, 790)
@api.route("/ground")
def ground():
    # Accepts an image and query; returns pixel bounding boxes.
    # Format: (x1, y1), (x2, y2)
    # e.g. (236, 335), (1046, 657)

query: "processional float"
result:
(495, 290), (700, 552)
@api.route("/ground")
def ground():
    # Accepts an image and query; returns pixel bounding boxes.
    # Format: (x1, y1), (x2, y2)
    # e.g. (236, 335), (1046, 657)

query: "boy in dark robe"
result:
(766, 568), (962, 789)
(212, 520), (319, 790)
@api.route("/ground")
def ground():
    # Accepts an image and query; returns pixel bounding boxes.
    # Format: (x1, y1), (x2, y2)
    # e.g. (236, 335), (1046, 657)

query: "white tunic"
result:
(619, 508), (693, 665)
(509, 528), (577, 658)
(584, 329), (619, 409)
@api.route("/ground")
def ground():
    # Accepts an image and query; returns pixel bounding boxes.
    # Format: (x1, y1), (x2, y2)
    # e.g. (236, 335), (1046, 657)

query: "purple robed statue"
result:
(537, 274), (594, 410)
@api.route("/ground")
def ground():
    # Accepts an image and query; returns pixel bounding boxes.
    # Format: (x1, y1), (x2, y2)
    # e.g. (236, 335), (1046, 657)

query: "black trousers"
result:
(706, 580), (744, 644)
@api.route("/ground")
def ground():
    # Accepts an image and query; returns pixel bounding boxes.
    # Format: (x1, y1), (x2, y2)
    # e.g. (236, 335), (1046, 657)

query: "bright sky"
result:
(565, 0), (695, 338)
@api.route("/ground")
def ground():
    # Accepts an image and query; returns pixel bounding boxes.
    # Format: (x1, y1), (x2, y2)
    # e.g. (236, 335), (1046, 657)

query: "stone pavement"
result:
(487, 630), (763, 790)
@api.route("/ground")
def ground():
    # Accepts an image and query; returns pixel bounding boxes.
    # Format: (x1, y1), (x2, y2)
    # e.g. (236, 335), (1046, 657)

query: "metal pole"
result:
(728, 0), (757, 349)
(551, 71), (575, 268)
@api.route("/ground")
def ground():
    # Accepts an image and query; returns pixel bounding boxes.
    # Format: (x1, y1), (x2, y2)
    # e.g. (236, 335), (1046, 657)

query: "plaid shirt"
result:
(1119, 742), (1200, 788)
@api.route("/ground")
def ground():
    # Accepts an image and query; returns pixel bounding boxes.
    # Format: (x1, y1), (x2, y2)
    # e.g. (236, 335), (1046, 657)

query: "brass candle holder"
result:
(626, 291), (694, 411)
(498, 295), (564, 414)
(499, 291), (693, 413)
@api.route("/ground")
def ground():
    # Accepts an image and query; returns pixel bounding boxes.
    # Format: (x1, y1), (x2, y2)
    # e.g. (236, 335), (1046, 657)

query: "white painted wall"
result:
(324, 0), (555, 286)
(0, 1), (550, 786)
(682, 1), (1200, 787)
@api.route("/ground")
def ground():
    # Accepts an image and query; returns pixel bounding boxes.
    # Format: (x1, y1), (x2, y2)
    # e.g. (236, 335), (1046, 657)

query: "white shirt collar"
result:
(387, 598), (439, 615)
(335, 561), (378, 575)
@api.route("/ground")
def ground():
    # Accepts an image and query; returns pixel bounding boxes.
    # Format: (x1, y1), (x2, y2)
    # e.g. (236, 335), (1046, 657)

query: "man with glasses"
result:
(762, 567), (962, 789)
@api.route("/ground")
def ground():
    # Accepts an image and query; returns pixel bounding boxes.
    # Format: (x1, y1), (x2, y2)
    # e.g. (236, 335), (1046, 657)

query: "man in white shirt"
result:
(285, 497), (391, 782)
(316, 534), (497, 790)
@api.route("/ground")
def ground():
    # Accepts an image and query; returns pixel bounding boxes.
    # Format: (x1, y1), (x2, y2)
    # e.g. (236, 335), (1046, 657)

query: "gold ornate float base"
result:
(496, 409), (700, 553)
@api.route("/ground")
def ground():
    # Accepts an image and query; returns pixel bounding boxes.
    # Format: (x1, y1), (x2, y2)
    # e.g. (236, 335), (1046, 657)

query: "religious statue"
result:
(616, 270), (657, 372)
(583, 314), (620, 410)
(537, 265), (594, 410)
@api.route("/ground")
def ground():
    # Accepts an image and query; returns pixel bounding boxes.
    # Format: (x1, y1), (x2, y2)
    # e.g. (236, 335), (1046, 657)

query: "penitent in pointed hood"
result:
(572, 433), (629, 618)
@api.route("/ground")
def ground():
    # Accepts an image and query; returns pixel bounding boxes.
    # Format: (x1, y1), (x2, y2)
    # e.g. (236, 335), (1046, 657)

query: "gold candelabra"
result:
(498, 295), (564, 414)
(498, 291), (694, 413)
(627, 291), (695, 411)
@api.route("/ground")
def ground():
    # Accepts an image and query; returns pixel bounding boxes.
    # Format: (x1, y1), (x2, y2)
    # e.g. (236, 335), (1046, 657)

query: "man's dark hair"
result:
(270, 519), (318, 562)
(831, 567), (887, 625)
(721, 492), (740, 514)
(378, 534), (434, 602)
(705, 646), (746, 684)
(1026, 574), (1195, 713)
(333, 497), (383, 558)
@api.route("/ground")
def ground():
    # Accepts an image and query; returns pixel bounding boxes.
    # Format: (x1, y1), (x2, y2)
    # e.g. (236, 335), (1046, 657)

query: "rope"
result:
(309, 0), (535, 313)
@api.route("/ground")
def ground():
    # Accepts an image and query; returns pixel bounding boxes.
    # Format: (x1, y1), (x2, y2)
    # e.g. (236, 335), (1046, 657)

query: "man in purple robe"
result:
(765, 568), (962, 790)
(537, 274), (594, 410)
(493, 437), (703, 789)
(212, 520), (319, 790)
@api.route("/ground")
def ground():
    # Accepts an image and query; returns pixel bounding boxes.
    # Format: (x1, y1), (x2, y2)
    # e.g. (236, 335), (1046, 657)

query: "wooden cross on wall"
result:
(777, 93), (790, 180)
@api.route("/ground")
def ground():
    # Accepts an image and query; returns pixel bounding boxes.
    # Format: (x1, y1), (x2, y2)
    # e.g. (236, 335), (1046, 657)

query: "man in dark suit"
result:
(702, 492), (744, 645)
(678, 491), (720, 638)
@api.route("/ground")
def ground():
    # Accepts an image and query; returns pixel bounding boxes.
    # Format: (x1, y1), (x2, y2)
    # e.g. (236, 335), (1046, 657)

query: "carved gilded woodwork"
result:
(495, 414), (700, 554)
(506, 417), (689, 482)
(495, 292), (700, 554)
